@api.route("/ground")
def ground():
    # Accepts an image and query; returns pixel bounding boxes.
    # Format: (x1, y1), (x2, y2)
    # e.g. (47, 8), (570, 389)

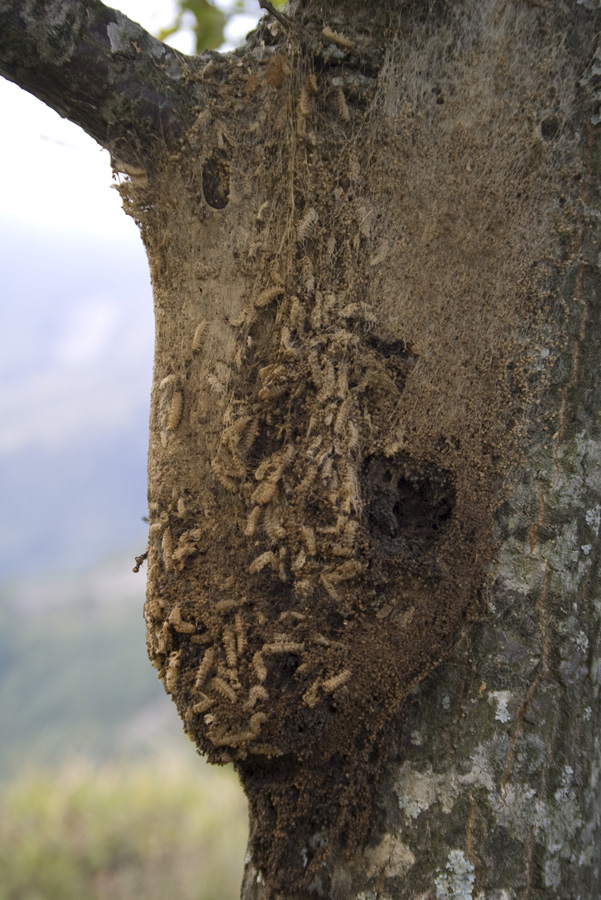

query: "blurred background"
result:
(0, 2), (284, 896)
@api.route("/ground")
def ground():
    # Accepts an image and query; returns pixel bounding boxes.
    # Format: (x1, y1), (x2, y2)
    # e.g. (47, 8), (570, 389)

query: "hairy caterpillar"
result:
(306, 73), (318, 95)
(322, 25), (355, 50)
(297, 207), (318, 244)
(209, 728), (254, 747)
(251, 478), (279, 506)
(235, 614), (246, 656)
(255, 285), (284, 308)
(256, 200), (270, 222)
(245, 504), (262, 537)
(211, 456), (239, 492)
(298, 86), (310, 117)
(195, 647), (216, 689)
(206, 373), (226, 394)
(245, 685), (269, 709)
(222, 626), (237, 668)
(249, 550), (278, 574)
(334, 395), (353, 435)
(301, 525), (316, 556)
(167, 391), (183, 431)
(161, 527), (173, 568)
(192, 320), (209, 352)
(322, 669), (351, 693)
(250, 711), (268, 734)
(336, 87), (351, 122)
(289, 296), (306, 331)
(192, 693), (215, 714)
(303, 679), (321, 708)
(263, 641), (305, 655)
(301, 257), (315, 295)
(210, 676), (238, 703)
(264, 505), (285, 542)
(164, 650), (182, 693)
(252, 651), (267, 683)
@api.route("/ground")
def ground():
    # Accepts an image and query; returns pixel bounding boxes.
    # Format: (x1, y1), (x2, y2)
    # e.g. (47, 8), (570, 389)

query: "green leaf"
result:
(184, 0), (228, 51)
(159, 0), (290, 55)
(159, 0), (227, 53)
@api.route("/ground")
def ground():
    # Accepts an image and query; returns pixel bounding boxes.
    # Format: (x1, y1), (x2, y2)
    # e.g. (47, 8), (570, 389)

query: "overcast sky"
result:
(0, 0), (263, 448)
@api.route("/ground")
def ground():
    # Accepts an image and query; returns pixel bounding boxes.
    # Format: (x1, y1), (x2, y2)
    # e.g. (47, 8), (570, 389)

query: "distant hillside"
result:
(0, 556), (193, 779)
(0, 220), (153, 580)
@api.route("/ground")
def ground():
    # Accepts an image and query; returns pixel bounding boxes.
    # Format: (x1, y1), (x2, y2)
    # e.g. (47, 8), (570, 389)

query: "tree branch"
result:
(0, 0), (205, 168)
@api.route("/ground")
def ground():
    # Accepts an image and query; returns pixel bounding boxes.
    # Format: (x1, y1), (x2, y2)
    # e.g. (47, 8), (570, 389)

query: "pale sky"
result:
(0, 2), (266, 588)
(0, 0), (262, 459)
(0, 0), (262, 236)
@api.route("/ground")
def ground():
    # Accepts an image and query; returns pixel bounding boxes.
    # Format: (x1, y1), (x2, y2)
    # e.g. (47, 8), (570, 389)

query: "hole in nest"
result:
(202, 148), (230, 209)
(540, 116), (560, 141)
(364, 453), (455, 555)
(246, 420), (285, 472)
(366, 336), (414, 361)
(365, 335), (417, 393)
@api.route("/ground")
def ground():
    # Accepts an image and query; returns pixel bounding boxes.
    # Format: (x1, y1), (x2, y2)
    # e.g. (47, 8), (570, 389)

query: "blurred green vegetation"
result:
(0, 562), (249, 899)
(0, 756), (247, 900)
(161, 0), (288, 52)
(0, 582), (171, 778)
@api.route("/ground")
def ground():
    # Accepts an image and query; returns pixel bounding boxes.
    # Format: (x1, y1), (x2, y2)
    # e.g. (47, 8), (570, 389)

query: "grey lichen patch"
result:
(395, 748), (498, 822)
(396, 763), (453, 819)
(356, 892), (390, 900)
(22, 0), (87, 63)
(488, 690), (512, 724)
(106, 17), (137, 55)
(106, 13), (182, 79)
(585, 504), (601, 534)
(495, 783), (539, 842)
(434, 851), (475, 900)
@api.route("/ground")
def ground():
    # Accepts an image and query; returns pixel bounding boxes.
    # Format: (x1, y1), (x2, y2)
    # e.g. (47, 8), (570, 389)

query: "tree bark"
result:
(3, 1), (601, 898)
(0, 0), (203, 168)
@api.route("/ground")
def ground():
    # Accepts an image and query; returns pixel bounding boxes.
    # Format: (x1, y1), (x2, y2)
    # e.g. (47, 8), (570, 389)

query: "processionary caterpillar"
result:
(167, 391), (183, 431)
(192, 320), (209, 352)
(297, 207), (318, 244)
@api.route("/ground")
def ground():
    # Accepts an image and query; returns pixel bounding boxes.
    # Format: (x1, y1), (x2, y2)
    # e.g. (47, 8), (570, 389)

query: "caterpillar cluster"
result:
(144, 575), (355, 762)
(199, 207), (414, 616)
(146, 121), (419, 772)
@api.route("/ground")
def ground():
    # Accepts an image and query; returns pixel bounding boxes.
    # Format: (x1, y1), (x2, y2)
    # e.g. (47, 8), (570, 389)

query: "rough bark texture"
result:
(3, 0), (601, 898)
(0, 0), (204, 168)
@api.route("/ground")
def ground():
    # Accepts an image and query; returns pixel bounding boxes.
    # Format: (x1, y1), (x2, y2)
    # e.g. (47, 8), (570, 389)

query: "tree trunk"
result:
(2, 0), (601, 897)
